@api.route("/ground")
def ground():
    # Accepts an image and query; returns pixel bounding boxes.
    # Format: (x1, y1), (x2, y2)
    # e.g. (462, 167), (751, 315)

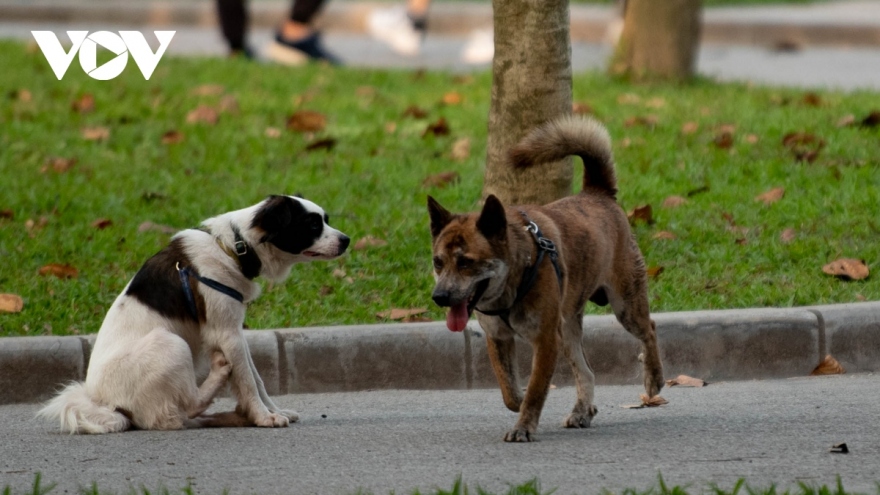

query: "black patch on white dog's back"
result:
(251, 195), (324, 255)
(126, 237), (206, 322)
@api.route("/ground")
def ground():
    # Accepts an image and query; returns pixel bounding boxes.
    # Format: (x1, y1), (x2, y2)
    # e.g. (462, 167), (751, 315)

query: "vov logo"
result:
(31, 31), (175, 81)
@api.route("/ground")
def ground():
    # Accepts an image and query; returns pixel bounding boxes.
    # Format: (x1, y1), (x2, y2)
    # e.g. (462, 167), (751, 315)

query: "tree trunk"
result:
(482, 0), (572, 206)
(610, 0), (703, 81)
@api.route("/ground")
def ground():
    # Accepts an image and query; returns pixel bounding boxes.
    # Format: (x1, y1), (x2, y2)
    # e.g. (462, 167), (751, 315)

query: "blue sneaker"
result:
(266, 31), (342, 66)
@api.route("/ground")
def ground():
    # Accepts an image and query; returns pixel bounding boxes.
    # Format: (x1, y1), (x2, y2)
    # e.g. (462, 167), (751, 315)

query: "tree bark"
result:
(610, 0), (703, 81)
(483, 0), (572, 206)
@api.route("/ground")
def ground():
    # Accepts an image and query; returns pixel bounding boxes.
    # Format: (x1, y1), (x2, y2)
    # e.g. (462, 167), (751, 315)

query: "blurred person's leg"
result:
(266, 0), (341, 65)
(216, 0), (252, 57)
(367, 0), (431, 56)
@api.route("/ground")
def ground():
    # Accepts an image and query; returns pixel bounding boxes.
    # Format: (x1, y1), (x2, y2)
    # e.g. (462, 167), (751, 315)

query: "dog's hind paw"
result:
(503, 427), (534, 443)
(563, 406), (597, 429)
(255, 413), (289, 428)
(276, 409), (300, 423)
(563, 415), (591, 428)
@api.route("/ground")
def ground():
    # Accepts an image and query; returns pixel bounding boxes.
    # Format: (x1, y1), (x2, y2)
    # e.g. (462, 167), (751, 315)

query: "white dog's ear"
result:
(252, 195), (294, 243)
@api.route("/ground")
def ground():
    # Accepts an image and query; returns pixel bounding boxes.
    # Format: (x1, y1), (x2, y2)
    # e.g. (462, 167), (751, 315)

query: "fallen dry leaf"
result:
(801, 92), (822, 107)
(81, 126), (110, 141)
(782, 132), (825, 163)
(572, 102), (593, 115)
(161, 130), (184, 145)
(666, 374), (707, 387)
(830, 443), (849, 454)
(91, 218), (112, 230)
(662, 196), (687, 209)
(755, 187), (785, 205)
(376, 308), (428, 320)
(0, 294), (24, 313)
(423, 117), (450, 137)
(780, 228), (797, 244)
(304, 137), (337, 152)
(745, 134), (759, 144)
(645, 97), (666, 109)
(265, 127), (282, 138)
(652, 231), (677, 240)
(218, 95), (239, 114)
(442, 92), (463, 105)
(186, 105), (219, 125)
(646, 266), (664, 279)
(0, 209), (13, 220)
(384, 121), (397, 134)
(617, 93), (641, 105)
(402, 105), (429, 119)
(138, 221), (176, 234)
(624, 115), (659, 128)
(859, 110), (880, 128)
(713, 131), (734, 149)
(287, 110), (326, 132)
(423, 171), (460, 189)
(38, 263), (79, 279)
(681, 122), (699, 135)
(627, 204), (653, 225)
(25, 216), (49, 231)
(640, 394), (667, 406)
(622, 394), (668, 409)
(353, 236), (388, 251)
(822, 258), (869, 281)
(71, 93), (95, 113)
(42, 156), (77, 174)
(355, 86), (376, 97)
(190, 84), (225, 96)
(811, 355), (846, 376)
(450, 137), (471, 161)
(836, 114), (856, 127)
(17, 89), (32, 102)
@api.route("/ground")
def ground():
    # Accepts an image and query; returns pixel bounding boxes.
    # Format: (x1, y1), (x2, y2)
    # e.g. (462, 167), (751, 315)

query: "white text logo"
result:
(31, 31), (175, 80)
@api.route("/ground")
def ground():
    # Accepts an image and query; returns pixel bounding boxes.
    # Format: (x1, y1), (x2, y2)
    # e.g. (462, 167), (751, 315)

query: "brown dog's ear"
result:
(427, 196), (454, 238)
(477, 194), (507, 240)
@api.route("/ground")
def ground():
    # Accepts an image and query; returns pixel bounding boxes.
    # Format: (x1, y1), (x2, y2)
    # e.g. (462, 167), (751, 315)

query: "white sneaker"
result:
(461, 28), (493, 65)
(367, 6), (423, 56)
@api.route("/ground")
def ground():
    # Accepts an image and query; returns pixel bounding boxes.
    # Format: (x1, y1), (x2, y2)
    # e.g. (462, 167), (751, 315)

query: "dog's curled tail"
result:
(37, 382), (130, 434)
(510, 115), (617, 197)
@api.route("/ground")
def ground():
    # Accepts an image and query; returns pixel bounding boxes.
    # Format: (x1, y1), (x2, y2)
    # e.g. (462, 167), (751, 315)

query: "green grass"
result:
(3, 474), (879, 495)
(1, 40), (878, 337)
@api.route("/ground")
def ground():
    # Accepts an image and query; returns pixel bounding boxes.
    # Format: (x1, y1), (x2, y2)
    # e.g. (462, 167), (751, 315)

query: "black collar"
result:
(198, 225), (262, 280)
(475, 212), (563, 325)
(231, 227), (262, 280)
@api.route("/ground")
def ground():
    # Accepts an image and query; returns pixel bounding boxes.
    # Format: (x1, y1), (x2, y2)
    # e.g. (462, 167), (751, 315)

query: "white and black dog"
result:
(39, 195), (349, 434)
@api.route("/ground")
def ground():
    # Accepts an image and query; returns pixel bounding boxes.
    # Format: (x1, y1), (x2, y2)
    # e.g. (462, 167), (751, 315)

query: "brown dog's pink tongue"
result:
(446, 301), (469, 332)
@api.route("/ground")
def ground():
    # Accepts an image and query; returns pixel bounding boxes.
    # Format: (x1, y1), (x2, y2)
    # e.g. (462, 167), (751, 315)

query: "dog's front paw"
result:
(563, 405), (597, 428)
(275, 409), (300, 423)
(254, 413), (289, 428)
(503, 427), (535, 443)
(645, 369), (664, 398)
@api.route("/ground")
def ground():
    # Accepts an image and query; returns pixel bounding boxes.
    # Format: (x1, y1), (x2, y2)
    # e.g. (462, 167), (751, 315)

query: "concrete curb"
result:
(1, 301), (877, 405)
(3, 1), (880, 48)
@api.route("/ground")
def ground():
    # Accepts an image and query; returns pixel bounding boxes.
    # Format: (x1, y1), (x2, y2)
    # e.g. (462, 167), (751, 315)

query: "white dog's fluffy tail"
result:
(37, 382), (130, 434)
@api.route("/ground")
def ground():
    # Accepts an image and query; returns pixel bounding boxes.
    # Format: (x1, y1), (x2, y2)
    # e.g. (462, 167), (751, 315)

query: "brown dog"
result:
(427, 115), (664, 442)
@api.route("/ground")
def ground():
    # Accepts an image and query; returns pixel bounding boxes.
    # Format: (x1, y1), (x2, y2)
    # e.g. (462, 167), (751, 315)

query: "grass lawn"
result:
(1, 40), (878, 337)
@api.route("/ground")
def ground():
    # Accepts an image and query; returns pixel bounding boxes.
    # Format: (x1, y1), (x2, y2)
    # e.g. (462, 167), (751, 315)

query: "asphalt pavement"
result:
(3, 374), (879, 494)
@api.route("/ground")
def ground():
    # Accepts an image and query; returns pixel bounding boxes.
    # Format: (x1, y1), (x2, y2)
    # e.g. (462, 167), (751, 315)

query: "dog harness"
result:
(176, 227), (256, 321)
(475, 212), (563, 326)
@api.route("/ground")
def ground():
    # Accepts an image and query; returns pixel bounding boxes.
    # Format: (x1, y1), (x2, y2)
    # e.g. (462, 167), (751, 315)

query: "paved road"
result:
(2, 374), (879, 494)
(4, 23), (880, 90)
